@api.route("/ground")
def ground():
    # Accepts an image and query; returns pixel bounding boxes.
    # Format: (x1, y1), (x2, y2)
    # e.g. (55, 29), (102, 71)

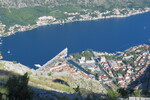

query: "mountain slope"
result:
(0, 60), (107, 94)
(0, 0), (150, 36)
(0, 0), (150, 8)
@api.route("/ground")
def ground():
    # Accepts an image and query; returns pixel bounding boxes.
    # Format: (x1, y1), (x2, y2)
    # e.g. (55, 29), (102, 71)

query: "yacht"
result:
(34, 64), (41, 68)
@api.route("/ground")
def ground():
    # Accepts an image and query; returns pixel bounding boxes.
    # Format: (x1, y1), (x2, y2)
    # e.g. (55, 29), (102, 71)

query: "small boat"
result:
(7, 50), (11, 53)
(34, 64), (41, 68)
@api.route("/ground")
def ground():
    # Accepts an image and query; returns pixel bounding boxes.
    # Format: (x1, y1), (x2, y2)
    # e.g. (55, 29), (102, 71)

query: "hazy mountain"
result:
(0, 0), (149, 9)
(0, 0), (150, 36)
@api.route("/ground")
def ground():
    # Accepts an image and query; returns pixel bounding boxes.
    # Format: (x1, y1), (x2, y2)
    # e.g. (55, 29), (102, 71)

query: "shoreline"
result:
(1, 44), (149, 69)
(1, 8), (150, 37)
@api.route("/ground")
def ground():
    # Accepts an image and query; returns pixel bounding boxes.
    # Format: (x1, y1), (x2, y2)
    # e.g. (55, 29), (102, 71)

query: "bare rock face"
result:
(0, 60), (34, 75)
(0, 0), (149, 8)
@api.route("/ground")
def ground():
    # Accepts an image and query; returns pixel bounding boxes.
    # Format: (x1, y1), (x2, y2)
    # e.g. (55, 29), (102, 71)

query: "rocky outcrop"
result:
(0, 60), (107, 95)
(0, 60), (34, 75)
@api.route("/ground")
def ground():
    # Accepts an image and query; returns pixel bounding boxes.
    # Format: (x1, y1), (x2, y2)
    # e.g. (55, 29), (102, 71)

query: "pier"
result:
(37, 48), (68, 71)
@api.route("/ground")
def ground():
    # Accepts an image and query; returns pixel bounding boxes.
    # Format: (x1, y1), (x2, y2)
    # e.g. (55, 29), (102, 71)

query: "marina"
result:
(37, 48), (68, 71)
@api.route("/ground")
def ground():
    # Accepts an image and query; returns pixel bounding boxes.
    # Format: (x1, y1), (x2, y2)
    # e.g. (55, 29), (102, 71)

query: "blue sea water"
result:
(0, 12), (150, 68)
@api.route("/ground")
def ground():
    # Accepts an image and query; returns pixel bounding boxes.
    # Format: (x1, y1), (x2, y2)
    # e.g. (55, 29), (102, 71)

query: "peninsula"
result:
(0, 44), (150, 99)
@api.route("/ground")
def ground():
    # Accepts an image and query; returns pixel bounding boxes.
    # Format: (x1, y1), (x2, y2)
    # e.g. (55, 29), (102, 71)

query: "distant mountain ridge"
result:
(0, 0), (149, 8)
(0, 0), (150, 36)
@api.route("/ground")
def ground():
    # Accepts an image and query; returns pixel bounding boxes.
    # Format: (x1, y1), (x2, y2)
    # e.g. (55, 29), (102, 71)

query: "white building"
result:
(86, 57), (95, 64)
(101, 56), (106, 62)
(79, 57), (86, 64)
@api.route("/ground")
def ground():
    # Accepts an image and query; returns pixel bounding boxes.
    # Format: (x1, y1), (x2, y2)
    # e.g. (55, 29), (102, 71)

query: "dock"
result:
(37, 48), (68, 71)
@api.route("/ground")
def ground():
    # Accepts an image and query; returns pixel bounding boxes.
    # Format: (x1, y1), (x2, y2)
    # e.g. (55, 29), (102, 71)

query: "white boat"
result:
(7, 50), (11, 53)
(34, 64), (41, 68)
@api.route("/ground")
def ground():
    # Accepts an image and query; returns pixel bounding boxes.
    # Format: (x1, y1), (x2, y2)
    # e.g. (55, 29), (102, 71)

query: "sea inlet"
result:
(0, 12), (150, 68)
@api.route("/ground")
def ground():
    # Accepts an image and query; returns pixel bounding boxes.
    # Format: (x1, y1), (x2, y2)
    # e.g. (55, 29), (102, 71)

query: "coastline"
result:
(1, 7), (150, 37)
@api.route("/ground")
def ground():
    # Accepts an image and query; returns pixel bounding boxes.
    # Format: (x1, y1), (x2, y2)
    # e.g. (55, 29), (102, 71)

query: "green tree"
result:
(95, 73), (99, 80)
(107, 90), (119, 100)
(134, 89), (142, 97)
(82, 51), (93, 60)
(6, 73), (33, 100)
(74, 86), (81, 95)
(117, 88), (128, 97)
(129, 88), (135, 96)
(0, 93), (2, 100)
(47, 72), (52, 76)
(117, 68), (125, 74)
